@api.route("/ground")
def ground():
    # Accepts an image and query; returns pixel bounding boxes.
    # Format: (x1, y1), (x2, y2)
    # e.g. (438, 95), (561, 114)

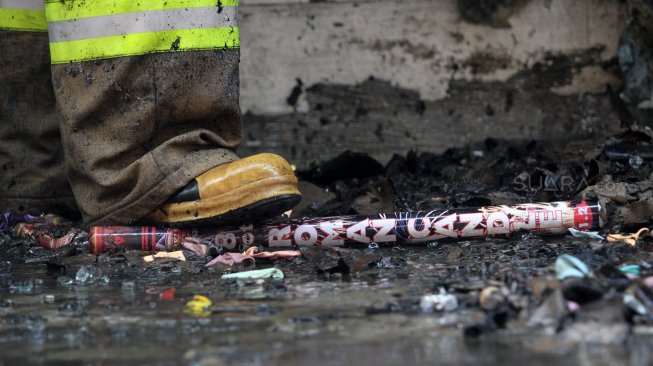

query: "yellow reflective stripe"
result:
(48, 7), (238, 42)
(0, 8), (47, 32)
(45, 0), (238, 22)
(49, 27), (239, 64)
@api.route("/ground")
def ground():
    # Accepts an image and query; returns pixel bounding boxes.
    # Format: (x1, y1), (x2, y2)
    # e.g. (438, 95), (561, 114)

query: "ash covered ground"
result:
(1, 126), (653, 365)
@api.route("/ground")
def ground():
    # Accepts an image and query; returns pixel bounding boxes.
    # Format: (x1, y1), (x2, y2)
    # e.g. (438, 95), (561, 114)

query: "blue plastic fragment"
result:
(555, 254), (592, 281)
(619, 264), (641, 277)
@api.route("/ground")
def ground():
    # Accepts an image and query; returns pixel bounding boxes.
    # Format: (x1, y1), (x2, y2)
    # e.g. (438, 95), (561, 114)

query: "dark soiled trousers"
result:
(0, 1), (242, 225)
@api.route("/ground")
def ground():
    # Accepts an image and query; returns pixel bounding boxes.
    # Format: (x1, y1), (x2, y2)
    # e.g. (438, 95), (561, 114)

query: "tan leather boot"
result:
(145, 153), (301, 225)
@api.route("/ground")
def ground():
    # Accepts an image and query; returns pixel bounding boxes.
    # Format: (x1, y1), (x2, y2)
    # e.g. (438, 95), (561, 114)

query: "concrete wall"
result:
(238, 0), (628, 167)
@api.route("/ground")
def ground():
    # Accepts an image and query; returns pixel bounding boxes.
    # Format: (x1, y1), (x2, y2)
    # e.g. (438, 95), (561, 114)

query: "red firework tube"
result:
(89, 226), (188, 254)
(89, 200), (602, 253)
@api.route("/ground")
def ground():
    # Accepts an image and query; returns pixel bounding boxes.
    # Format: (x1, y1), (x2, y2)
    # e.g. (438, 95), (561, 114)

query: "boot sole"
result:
(146, 175), (301, 226)
(185, 193), (302, 226)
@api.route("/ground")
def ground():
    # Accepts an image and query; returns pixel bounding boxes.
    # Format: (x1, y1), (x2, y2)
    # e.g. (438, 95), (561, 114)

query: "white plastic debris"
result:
(419, 288), (458, 313)
(624, 294), (648, 315)
(75, 266), (103, 285)
(568, 228), (604, 241)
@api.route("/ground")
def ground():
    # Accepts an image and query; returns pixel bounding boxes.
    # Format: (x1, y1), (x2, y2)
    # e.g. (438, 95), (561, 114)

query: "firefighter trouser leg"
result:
(45, 0), (243, 225)
(0, 3), (78, 217)
(46, 0), (242, 225)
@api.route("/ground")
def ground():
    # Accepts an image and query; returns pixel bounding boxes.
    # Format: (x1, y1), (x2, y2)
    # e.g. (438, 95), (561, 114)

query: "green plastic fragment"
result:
(221, 267), (284, 280)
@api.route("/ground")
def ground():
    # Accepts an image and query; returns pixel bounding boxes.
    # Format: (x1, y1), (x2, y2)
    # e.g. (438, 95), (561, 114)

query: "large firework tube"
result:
(89, 200), (602, 254)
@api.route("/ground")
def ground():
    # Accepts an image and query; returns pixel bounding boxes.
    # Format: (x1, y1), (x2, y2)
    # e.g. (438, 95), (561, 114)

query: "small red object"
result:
(159, 288), (176, 301)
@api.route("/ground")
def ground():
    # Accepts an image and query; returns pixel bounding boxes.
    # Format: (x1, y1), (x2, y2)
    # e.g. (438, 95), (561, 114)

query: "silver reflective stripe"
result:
(0, 0), (44, 10)
(48, 6), (238, 42)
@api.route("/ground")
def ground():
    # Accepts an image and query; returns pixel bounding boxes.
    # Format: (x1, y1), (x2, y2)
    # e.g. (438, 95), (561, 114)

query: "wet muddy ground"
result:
(2, 127), (653, 365)
(1, 237), (652, 365)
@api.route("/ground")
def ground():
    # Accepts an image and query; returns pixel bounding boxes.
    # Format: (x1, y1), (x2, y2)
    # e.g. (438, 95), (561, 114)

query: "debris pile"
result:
(0, 126), (652, 363)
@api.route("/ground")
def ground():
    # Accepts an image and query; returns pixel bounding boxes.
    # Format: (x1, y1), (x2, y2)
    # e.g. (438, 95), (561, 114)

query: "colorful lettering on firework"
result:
(264, 201), (597, 247)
